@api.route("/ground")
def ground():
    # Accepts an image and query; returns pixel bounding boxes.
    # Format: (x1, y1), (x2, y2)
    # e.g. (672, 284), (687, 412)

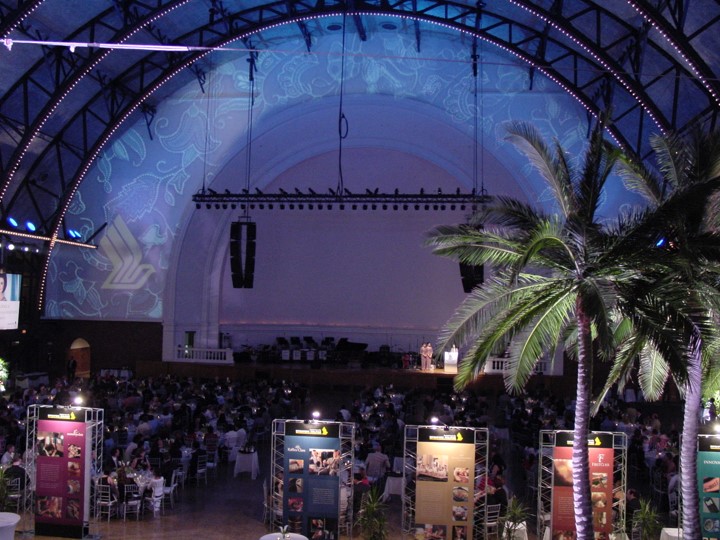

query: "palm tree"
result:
(600, 130), (720, 539)
(427, 120), (632, 540)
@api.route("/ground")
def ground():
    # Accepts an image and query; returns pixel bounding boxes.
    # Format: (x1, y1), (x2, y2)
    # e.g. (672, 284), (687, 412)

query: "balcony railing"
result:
(167, 347), (234, 365)
(485, 358), (549, 375)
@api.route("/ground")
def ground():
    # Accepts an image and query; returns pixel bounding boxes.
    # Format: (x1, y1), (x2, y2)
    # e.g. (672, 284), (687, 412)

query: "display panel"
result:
(34, 408), (91, 538)
(551, 433), (615, 540)
(284, 421), (342, 539)
(698, 435), (720, 538)
(414, 427), (477, 540)
(0, 273), (21, 330)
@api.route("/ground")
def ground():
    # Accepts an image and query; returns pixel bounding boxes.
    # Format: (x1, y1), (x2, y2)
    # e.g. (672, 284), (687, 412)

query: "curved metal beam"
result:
(0, 0), (716, 309)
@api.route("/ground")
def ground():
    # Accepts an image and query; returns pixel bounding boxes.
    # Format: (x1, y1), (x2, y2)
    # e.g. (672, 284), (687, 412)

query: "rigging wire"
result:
(244, 50), (257, 219)
(336, 11), (349, 196)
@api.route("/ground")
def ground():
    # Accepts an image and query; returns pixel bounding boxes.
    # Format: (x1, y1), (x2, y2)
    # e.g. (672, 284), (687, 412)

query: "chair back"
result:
(124, 483), (140, 499)
(197, 454), (208, 471)
(97, 483), (114, 502)
(486, 503), (501, 524)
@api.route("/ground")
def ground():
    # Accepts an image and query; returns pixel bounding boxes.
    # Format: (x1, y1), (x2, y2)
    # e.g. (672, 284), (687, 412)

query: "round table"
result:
(0, 512), (20, 540)
(259, 533), (308, 540)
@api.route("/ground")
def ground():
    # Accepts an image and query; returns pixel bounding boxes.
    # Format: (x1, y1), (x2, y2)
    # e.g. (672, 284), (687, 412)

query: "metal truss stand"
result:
(538, 430), (627, 540)
(26, 404), (104, 539)
(270, 419), (355, 539)
(402, 425), (489, 539)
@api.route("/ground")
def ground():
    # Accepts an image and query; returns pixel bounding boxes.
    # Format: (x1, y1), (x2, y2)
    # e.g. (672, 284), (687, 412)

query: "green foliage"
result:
(631, 498), (662, 540)
(356, 486), (388, 540)
(501, 497), (529, 540)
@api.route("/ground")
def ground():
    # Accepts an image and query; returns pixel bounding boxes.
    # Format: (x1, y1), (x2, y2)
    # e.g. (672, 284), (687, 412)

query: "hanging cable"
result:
(336, 11), (349, 196)
(200, 65), (211, 195)
(244, 51), (257, 219)
(472, 40), (479, 198)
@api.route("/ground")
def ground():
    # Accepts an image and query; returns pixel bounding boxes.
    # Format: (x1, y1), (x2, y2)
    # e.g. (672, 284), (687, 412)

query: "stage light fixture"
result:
(280, 204), (285, 210)
(196, 203), (201, 209)
(7, 217), (17, 228)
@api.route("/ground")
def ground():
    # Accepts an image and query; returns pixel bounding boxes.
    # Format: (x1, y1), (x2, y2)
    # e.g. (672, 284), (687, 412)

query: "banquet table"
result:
(380, 476), (403, 502)
(503, 522), (528, 540)
(234, 451), (259, 479)
(259, 534), (308, 540)
(660, 528), (682, 540)
(0, 513), (19, 540)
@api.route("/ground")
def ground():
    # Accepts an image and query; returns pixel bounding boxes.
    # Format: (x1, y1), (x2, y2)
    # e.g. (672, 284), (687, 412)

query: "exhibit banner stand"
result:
(402, 425), (489, 540)
(271, 419), (355, 539)
(539, 430), (627, 540)
(26, 405), (103, 539)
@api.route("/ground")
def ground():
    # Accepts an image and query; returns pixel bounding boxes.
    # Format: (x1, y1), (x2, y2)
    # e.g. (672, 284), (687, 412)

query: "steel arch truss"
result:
(0, 0), (718, 309)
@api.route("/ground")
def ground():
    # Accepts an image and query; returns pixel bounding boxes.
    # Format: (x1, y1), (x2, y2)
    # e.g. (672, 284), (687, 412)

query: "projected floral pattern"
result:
(44, 31), (599, 320)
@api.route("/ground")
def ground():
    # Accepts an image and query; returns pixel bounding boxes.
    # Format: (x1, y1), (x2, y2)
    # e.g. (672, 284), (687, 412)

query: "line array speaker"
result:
(230, 221), (256, 288)
(459, 263), (483, 293)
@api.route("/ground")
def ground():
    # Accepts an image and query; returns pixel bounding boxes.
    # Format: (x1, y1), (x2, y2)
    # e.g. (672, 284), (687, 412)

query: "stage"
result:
(135, 358), (477, 392)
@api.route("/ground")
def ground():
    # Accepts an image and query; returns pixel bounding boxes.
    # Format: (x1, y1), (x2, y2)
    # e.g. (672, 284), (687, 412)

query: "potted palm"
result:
(356, 486), (388, 540)
(501, 497), (529, 540)
(631, 499), (662, 540)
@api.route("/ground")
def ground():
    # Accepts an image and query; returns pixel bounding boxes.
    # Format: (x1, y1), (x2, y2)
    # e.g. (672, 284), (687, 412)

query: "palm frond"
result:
(504, 122), (574, 218)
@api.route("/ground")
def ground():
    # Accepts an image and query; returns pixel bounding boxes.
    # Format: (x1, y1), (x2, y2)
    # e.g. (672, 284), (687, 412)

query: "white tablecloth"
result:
(380, 476), (403, 501)
(260, 534), (308, 540)
(504, 522), (528, 540)
(234, 451), (259, 479)
(660, 528), (682, 540)
(0, 512), (20, 540)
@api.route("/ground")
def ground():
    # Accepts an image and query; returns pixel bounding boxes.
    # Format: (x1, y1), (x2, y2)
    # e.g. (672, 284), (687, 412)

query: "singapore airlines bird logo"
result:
(100, 215), (155, 290)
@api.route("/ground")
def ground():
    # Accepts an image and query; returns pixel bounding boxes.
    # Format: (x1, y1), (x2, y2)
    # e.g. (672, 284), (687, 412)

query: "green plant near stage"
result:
(501, 497), (530, 540)
(0, 357), (8, 392)
(631, 498), (662, 540)
(356, 486), (388, 540)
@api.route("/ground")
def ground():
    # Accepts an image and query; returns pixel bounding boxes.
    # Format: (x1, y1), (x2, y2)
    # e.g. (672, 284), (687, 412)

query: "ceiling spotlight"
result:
(7, 217), (17, 228)
(25, 221), (36, 232)
(7, 244), (14, 251)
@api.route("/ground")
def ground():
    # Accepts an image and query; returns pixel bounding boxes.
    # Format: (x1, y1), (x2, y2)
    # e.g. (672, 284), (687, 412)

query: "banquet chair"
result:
(195, 454), (208, 485)
(122, 484), (142, 521)
(171, 459), (186, 488)
(668, 491), (679, 522)
(206, 450), (219, 478)
(163, 469), (180, 508)
(96, 483), (118, 521)
(485, 504), (502, 540)
(143, 477), (165, 516)
(4, 477), (23, 513)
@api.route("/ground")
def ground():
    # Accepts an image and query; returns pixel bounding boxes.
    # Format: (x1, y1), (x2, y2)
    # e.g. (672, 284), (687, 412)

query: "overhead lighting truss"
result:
(192, 188), (491, 211)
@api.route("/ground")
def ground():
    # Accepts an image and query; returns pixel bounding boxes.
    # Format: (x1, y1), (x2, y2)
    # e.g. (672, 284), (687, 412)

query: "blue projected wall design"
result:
(43, 31), (611, 321)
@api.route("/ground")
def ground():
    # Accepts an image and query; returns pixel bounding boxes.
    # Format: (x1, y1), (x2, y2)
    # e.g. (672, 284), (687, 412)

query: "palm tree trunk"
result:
(573, 304), (594, 540)
(681, 332), (702, 540)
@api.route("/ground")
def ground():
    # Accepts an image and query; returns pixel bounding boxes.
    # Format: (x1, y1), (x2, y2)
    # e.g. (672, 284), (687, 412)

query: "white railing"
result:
(484, 358), (549, 375)
(167, 347), (234, 365)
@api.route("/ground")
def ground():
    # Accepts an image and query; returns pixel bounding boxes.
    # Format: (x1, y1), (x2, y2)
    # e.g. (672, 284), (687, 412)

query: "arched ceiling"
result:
(1, 0), (719, 308)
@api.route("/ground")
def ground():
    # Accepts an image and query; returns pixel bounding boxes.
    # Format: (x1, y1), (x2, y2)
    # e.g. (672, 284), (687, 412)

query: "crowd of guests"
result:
(0, 368), (687, 530)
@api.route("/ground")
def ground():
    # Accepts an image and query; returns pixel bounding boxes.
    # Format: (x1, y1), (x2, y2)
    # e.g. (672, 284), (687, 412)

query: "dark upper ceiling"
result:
(0, 0), (719, 250)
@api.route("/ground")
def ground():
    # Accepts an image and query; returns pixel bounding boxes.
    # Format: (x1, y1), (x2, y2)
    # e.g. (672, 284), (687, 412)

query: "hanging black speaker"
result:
(459, 262), (483, 293)
(230, 221), (256, 288)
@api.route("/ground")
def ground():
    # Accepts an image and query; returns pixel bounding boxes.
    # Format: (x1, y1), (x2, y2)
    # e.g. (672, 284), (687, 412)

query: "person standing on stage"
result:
(420, 343), (428, 370)
(425, 342), (434, 370)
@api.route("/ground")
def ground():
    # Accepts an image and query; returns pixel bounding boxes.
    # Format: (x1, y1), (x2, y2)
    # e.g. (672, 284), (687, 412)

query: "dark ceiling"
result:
(0, 0), (719, 252)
